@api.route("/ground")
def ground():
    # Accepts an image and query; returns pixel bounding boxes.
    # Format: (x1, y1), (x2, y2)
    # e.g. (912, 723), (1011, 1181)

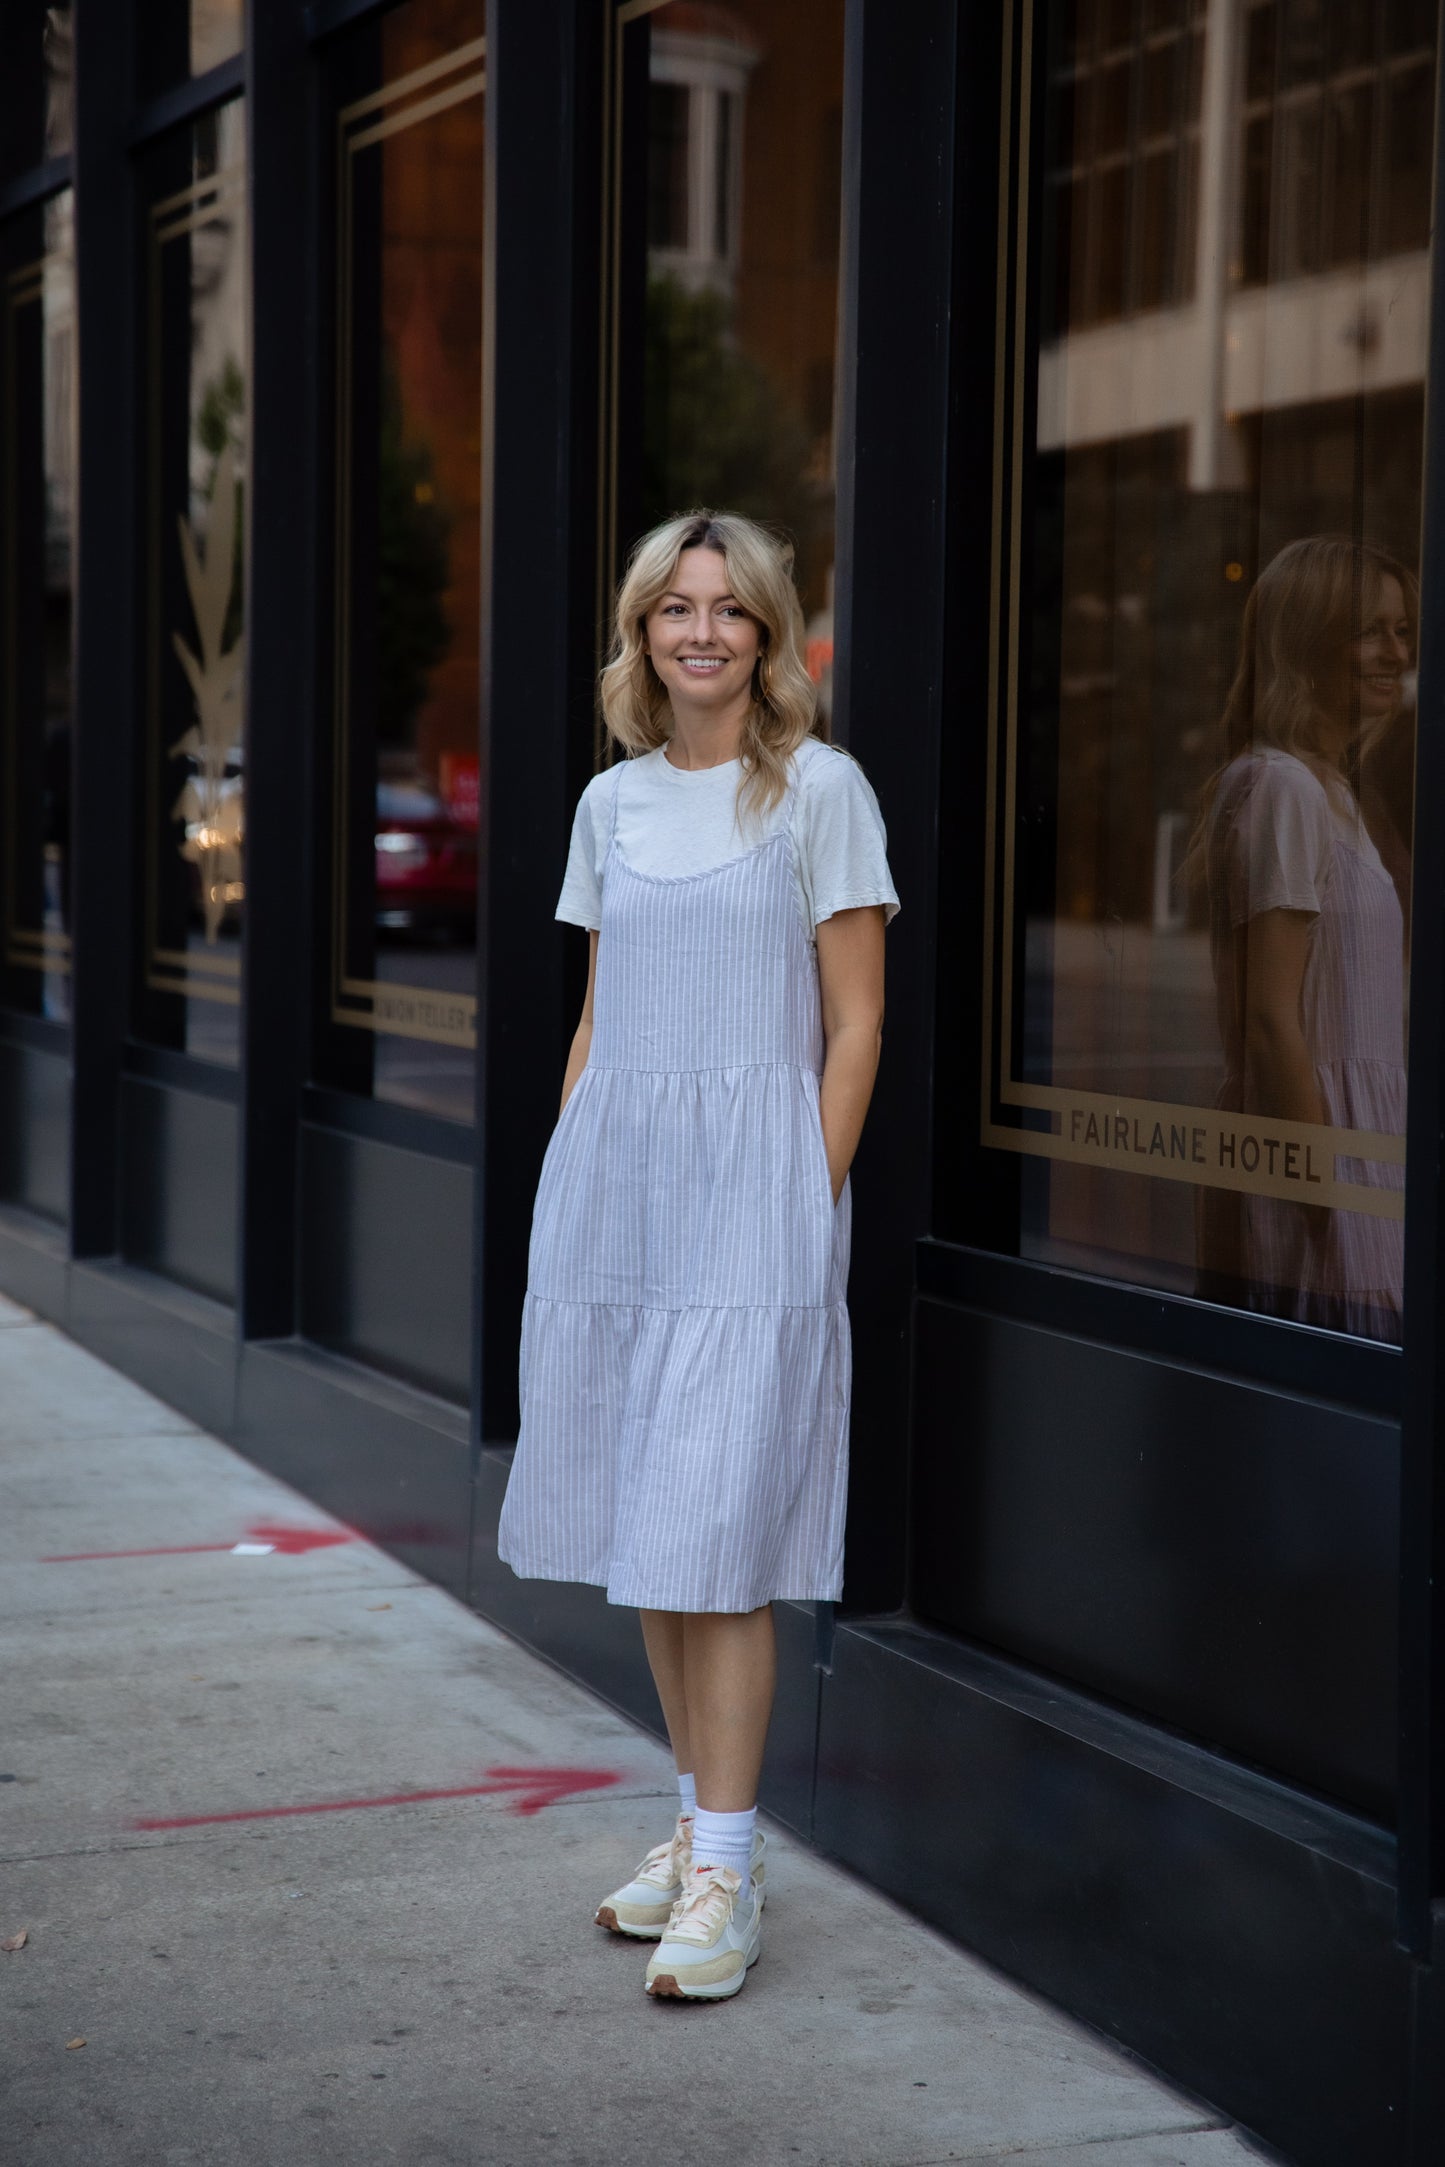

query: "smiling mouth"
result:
(678, 657), (727, 672)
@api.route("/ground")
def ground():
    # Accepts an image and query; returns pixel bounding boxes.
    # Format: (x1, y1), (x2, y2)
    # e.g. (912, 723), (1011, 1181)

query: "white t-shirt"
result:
(1213, 747), (1386, 928)
(555, 737), (900, 946)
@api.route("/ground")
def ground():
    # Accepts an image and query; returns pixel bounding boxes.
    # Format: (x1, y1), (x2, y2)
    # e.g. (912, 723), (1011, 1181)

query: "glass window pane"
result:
(191, 0), (244, 75)
(979, 0), (1437, 1347)
(620, 0), (844, 720)
(137, 1), (242, 97)
(1384, 62), (1434, 255)
(323, 1), (484, 1125)
(1279, 0), (1326, 89)
(1240, 112), (1273, 282)
(1325, 81), (1374, 268)
(0, 5), (71, 177)
(1280, 99), (1322, 275)
(1, 190), (74, 1023)
(1041, 3), (1201, 328)
(1386, 0), (1437, 59)
(648, 83), (690, 252)
(1244, 3), (1278, 103)
(137, 104), (248, 1065)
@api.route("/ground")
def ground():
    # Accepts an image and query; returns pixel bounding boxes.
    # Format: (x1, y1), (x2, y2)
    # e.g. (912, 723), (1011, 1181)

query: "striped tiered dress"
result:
(496, 760), (850, 1612)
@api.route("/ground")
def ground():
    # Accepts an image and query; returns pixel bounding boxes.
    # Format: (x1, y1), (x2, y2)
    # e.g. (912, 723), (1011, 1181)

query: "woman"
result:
(498, 511), (897, 1999)
(1198, 534), (1412, 1343)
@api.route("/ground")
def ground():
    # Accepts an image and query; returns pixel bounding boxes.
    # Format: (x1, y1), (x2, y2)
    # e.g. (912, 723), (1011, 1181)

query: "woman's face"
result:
(1320, 572), (1412, 735)
(643, 547), (762, 717)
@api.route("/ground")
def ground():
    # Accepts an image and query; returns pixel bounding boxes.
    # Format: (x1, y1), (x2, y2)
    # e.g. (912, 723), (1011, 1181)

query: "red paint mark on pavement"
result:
(240, 1522), (356, 1556)
(41, 1519), (358, 1565)
(132, 1766), (622, 1831)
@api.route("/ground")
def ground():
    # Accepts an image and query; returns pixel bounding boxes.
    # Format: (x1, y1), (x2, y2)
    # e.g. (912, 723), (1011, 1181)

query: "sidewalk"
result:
(0, 1296), (1275, 2167)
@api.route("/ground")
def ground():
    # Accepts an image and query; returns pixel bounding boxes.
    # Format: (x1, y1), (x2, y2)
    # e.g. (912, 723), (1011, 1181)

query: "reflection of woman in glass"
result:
(1198, 536), (1412, 1343)
(497, 512), (897, 1997)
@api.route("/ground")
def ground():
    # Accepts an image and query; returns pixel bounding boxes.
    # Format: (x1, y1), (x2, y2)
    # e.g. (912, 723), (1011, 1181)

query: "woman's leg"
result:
(639, 1608), (692, 1778)
(682, 1604), (776, 1811)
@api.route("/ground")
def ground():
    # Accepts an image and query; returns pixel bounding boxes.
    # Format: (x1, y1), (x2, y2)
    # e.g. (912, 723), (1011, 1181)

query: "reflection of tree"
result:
(377, 361), (451, 749)
(643, 276), (826, 572)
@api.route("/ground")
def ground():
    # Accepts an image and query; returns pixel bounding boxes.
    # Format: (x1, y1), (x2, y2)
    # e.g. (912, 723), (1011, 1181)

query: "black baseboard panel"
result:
(0, 1200), (69, 1320)
(0, 1038), (71, 1223)
(814, 1619), (1409, 2167)
(235, 1339), (472, 1599)
(911, 1297), (1399, 1820)
(67, 1258), (237, 1437)
(467, 1451), (820, 1838)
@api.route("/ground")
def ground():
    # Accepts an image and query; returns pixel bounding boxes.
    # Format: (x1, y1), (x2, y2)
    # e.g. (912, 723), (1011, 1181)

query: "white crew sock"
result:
(676, 1770), (697, 1819)
(691, 1803), (756, 1883)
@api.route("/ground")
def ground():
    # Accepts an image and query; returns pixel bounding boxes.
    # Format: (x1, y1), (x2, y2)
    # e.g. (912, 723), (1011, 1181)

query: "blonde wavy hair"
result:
(599, 509), (825, 821)
(1189, 534), (1418, 873)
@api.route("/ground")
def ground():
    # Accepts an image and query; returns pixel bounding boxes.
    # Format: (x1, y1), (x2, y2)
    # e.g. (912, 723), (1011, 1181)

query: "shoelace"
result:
(635, 1838), (676, 1888)
(665, 1866), (742, 1944)
(637, 1814), (693, 1889)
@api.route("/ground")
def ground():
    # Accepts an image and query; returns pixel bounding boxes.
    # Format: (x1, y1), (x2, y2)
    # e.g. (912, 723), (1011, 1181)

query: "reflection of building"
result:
(643, 0), (843, 611)
(381, 0), (484, 792)
(647, 5), (758, 295)
(1039, 0), (1434, 498)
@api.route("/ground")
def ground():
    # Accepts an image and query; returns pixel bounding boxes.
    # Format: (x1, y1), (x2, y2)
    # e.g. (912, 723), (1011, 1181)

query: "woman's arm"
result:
(815, 905), (887, 1203)
(1241, 907), (1325, 1128)
(559, 929), (601, 1116)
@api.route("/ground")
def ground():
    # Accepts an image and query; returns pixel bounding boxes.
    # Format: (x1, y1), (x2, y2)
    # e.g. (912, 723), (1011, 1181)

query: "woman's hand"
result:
(815, 906), (886, 1202)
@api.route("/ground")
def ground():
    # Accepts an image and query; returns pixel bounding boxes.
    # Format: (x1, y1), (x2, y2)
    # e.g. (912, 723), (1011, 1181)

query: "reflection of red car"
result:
(374, 783), (478, 938)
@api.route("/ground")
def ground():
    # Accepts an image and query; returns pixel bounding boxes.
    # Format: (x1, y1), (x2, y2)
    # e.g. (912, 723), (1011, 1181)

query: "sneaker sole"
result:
(595, 1904), (668, 1940)
(645, 1944), (761, 2001)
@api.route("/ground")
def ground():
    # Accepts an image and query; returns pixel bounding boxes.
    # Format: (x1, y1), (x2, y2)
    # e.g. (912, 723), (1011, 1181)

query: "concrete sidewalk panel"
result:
(0, 1315), (1272, 2167)
(0, 1317), (199, 1442)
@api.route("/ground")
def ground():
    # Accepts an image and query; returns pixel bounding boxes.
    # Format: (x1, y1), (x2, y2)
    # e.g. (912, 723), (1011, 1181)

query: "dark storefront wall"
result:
(4, 6), (1445, 2166)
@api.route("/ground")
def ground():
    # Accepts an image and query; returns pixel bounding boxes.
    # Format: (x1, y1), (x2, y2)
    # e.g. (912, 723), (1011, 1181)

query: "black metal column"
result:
(830, 0), (958, 1611)
(68, 0), (138, 1258)
(1397, 9), (1445, 1970)
(237, 0), (313, 1337)
(473, 0), (600, 1447)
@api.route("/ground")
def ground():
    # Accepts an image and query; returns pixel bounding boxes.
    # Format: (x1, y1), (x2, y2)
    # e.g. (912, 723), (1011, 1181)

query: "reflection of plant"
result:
(377, 361), (451, 747)
(195, 356), (245, 652)
(171, 441), (244, 943)
(643, 277), (826, 574)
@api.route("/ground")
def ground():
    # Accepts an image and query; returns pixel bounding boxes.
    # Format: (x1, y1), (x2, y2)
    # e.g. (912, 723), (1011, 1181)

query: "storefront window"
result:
(323, 2), (484, 1125)
(1, 190), (74, 1024)
(137, 2), (244, 99)
(980, 0), (1432, 1346)
(136, 104), (248, 1066)
(607, 0), (844, 725)
(0, 5), (73, 177)
(191, 1), (244, 76)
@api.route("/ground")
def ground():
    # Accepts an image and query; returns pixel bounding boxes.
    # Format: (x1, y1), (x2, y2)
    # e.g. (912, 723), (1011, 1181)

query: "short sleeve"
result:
(796, 745), (900, 928)
(1219, 756), (1334, 928)
(554, 771), (614, 930)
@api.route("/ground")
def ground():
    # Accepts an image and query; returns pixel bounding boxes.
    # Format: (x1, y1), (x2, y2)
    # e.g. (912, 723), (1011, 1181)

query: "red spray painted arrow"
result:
(40, 1519), (358, 1565)
(132, 1765), (622, 1831)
